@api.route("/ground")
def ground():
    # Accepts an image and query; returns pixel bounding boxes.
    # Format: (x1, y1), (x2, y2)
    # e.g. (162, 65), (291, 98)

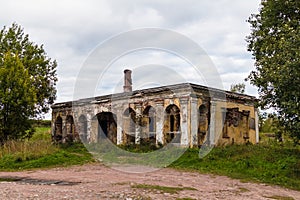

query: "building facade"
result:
(51, 70), (259, 147)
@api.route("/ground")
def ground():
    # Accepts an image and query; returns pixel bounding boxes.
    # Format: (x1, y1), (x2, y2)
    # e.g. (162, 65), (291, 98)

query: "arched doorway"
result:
(164, 104), (180, 143)
(97, 112), (117, 144)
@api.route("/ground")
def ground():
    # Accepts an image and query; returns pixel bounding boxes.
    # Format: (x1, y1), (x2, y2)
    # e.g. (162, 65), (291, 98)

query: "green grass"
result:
(131, 184), (197, 194)
(1, 122), (300, 193)
(176, 198), (196, 200)
(86, 140), (186, 168)
(0, 177), (20, 182)
(0, 125), (94, 171)
(0, 143), (94, 171)
(170, 143), (300, 191)
(266, 195), (295, 200)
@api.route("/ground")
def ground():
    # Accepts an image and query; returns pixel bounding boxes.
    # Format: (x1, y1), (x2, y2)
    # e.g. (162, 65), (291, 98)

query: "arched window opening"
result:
(142, 106), (156, 144)
(66, 115), (75, 142)
(143, 106), (156, 132)
(54, 116), (62, 141)
(164, 104), (180, 143)
(123, 107), (136, 144)
(66, 115), (74, 135)
(198, 105), (208, 145)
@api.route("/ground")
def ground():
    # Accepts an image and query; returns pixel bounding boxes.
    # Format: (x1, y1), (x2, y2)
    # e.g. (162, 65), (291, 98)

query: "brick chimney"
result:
(123, 69), (132, 92)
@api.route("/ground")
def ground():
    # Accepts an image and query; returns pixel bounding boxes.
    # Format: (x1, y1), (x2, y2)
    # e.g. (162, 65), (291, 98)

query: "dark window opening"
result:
(170, 115), (175, 132)
(54, 116), (63, 141)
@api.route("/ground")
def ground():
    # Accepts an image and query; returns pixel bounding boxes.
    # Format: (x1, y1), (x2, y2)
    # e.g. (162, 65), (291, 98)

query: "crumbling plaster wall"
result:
(213, 101), (257, 146)
(51, 86), (258, 147)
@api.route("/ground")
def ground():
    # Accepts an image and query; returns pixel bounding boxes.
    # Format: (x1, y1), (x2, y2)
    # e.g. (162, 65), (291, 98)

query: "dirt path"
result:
(0, 163), (299, 200)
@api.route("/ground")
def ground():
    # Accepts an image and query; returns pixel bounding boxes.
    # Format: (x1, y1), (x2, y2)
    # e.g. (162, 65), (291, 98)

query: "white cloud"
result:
(0, 0), (262, 119)
(128, 7), (164, 27)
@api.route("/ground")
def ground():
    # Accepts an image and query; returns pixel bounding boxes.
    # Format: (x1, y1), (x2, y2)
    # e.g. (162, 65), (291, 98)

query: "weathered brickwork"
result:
(51, 70), (258, 147)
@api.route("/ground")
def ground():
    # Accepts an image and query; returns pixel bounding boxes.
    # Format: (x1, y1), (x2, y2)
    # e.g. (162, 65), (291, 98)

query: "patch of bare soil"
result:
(0, 163), (299, 200)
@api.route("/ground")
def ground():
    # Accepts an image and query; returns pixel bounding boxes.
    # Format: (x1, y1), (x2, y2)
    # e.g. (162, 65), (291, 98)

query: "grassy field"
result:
(170, 143), (300, 191)
(0, 125), (94, 171)
(0, 124), (299, 191)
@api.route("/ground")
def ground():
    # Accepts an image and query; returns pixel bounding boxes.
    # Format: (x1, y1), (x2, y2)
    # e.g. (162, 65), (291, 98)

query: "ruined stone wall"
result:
(51, 104), (78, 143)
(51, 83), (258, 147)
(214, 101), (257, 146)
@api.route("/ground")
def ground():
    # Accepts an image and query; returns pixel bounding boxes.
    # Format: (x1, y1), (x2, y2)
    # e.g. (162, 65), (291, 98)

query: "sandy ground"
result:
(0, 163), (299, 200)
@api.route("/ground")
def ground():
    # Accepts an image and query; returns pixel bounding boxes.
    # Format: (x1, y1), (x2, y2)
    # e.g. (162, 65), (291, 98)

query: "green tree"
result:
(230, 83), (245, 94)
(246, 0), (300, 143)
(0, 23), (57, 142)
(0, 53), (37, 142)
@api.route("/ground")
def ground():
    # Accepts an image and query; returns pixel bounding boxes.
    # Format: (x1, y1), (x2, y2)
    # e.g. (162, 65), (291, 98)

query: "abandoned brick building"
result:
(51, 69), (259, 147)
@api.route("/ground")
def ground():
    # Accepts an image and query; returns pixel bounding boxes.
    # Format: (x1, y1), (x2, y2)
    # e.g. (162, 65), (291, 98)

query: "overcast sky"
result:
(1, 0), (261, 118)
